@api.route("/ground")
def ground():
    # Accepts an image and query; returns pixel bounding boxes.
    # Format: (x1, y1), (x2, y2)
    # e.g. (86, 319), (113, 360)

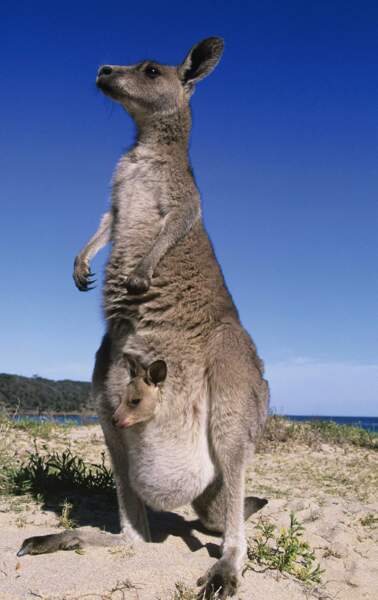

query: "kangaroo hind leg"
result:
(193, 479), (267, 533)
(197, 325), (266, 598)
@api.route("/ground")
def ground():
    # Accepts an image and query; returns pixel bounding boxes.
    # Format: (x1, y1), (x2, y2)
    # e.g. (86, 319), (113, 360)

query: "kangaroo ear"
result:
(147, 360), (167, 385)
(178, 37), (224, 87)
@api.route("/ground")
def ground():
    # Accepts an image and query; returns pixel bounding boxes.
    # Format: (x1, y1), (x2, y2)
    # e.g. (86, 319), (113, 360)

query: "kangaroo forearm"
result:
(124, 205), (199, 295)
(77, 211), (112, 262)
(73, 211), (112, 291)
(141, 205), (199, 273)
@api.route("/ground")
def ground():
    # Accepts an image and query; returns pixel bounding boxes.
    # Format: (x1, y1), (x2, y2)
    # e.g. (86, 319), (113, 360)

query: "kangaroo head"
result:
(96, 37), (224, 125)
(112, 359), (167, 429)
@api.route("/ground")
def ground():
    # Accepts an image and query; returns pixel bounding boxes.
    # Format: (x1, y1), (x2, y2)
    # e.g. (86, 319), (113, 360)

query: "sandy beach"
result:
(0, 419), (377, 600)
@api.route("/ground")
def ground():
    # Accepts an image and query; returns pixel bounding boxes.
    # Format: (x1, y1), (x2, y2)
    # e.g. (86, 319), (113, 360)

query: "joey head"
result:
(111, 359), (167, 429)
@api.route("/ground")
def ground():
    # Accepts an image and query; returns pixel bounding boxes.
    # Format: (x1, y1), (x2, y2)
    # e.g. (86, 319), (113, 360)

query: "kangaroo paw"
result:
(73, 257), (96, 292)
(125, 271), (151, 295)
(197, 557), (239, 599)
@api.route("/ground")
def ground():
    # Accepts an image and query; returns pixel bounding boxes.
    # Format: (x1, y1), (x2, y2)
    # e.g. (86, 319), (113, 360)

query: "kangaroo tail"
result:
(17, 529), (126, 556)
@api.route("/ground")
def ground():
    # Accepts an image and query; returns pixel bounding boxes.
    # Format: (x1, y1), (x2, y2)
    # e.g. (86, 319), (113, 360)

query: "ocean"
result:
(286, 415), (378, 433)
(12, 414), (378, 432)
(12, 414), (98, 426)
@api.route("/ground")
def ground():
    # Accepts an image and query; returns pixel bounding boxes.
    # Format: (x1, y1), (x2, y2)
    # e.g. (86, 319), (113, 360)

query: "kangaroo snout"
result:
(111, 414), (130, 429)
(96, 65), (124, 98)
(112, 405), (132, 429)
(96, 65), (119, 97)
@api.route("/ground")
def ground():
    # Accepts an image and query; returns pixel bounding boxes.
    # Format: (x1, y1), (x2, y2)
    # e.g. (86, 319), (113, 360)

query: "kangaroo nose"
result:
(98, 65), (113, 76)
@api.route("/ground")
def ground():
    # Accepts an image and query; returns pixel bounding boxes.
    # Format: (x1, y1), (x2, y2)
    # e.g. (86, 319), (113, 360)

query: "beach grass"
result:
(260, 414), (378, 451)
(0, 412), (65, 440)
(4, 448), (114, 499)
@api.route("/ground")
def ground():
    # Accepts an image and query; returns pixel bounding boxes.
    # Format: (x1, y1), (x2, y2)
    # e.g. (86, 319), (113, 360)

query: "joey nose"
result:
(98, 65), (113, 76)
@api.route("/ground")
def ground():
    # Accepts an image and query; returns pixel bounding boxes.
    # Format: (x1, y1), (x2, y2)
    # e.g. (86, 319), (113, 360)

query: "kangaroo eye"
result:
(130, 398), (141, 407)
(145, 65), (160, 79)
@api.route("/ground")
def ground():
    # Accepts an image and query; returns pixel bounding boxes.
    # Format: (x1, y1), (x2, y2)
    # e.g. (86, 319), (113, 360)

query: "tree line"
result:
(0, 373), (92, 414)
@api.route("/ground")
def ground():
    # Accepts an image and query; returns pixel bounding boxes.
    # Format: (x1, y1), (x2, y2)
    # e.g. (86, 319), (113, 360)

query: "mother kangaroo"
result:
(20, 38), (269, 598)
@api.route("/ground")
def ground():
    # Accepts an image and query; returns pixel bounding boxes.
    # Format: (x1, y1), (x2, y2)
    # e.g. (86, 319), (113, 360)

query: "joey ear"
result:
(178, 37), (224, 88)
(147, 360), (167, 385)
(124, 354), (139, 379)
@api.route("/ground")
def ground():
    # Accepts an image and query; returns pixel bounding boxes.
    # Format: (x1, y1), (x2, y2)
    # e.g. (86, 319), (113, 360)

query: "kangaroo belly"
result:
(127, 423), (215, 511)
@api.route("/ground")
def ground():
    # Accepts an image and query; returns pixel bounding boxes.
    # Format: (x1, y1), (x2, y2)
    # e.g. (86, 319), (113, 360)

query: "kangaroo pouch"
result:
(126, 420), (216, 511)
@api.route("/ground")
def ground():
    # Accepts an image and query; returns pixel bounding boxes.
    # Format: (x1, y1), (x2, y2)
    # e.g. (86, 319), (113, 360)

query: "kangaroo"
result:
(110, 357), (167, 429)
(20, 38), (269, 598)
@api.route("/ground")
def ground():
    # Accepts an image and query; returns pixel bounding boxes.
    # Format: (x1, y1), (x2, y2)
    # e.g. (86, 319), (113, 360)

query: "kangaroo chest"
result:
(111, 155), (166, 259)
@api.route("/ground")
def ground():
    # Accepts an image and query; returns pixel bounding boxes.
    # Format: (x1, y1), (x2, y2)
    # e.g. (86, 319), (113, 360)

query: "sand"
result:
(0, 424), (377, 600)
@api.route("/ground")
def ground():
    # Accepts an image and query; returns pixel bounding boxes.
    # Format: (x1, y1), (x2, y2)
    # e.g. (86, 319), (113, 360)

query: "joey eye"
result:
(129, 398), (141, 407)
(145, 65), (160, 79)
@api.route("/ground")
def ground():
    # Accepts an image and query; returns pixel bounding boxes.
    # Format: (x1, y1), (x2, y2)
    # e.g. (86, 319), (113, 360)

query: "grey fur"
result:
(23, 38), (269, 598)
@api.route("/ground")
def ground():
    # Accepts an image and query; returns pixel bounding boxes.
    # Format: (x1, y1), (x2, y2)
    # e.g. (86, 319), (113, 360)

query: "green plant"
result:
(9, 418), (56, 439)
(307, 420), (378, 449)
(58, 499), (77, 529)
(3, 448), (115, 499)
(168, 582), (220, 600)
(360, 512), (378, 527)
(322, 546), (341, 559)
(245, 513), (323, 585)
(0, 418), (13, 493)
(259, 415), (378, 451)
(171, 583), (198, 600)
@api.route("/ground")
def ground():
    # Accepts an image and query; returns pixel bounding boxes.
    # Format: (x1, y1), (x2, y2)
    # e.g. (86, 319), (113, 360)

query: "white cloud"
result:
(266, 359), (378, 417)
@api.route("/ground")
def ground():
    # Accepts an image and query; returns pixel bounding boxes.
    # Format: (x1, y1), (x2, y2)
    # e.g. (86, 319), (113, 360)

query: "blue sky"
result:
(1, 1), (377, 415)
